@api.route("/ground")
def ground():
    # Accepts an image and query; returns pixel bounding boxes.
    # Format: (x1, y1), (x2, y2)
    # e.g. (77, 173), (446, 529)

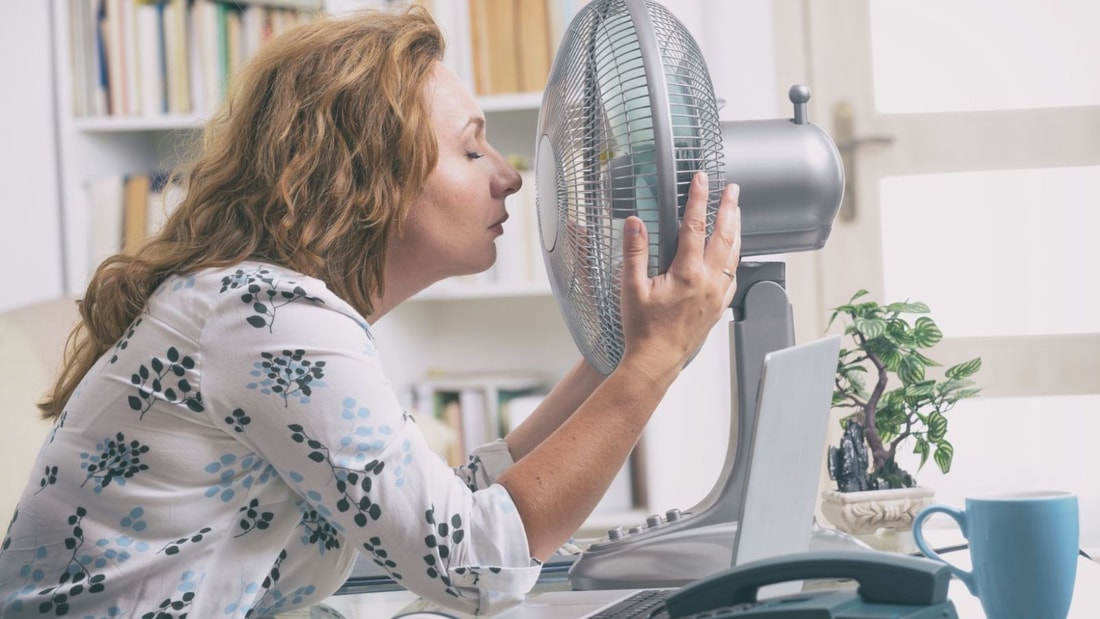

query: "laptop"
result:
(493, 335), (842, 619)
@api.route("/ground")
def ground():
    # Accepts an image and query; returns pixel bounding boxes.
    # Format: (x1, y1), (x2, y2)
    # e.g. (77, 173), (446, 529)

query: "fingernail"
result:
(726, 183), (740, 200)
(695, 171), (708, 187)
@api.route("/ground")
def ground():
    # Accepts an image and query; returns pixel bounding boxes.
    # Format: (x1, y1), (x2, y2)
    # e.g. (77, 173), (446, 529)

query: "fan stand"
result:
(569, 262), (862, 590)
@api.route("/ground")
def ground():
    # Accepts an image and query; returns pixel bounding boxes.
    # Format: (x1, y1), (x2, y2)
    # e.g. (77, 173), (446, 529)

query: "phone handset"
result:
(663, 550), (952, 618)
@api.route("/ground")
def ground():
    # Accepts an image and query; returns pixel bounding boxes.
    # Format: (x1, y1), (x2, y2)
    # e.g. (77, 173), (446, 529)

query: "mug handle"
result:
(912, 505), (978, 596)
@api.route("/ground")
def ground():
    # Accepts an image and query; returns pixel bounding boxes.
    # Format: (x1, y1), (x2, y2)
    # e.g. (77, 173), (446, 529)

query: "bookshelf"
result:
(41, 0), (787, 530)
(46, 0), (591, 499)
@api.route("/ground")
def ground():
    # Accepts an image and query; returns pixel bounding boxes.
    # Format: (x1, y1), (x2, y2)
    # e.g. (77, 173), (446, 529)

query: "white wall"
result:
(640, 0), (786, 514)
(0, 0), (64, 313)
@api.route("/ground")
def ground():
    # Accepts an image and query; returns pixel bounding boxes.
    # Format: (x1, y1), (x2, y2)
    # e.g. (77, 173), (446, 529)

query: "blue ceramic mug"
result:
(913, 491), (1079, 619)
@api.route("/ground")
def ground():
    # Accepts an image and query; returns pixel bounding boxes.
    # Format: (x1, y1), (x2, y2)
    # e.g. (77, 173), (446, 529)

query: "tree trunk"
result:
(863, 350), (891, 470)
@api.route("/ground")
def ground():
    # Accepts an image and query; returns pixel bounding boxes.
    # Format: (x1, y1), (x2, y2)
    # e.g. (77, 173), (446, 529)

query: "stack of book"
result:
(411, 371), (548, 466)
(66, 0), (320, 119)
(417, 0), (591, 96)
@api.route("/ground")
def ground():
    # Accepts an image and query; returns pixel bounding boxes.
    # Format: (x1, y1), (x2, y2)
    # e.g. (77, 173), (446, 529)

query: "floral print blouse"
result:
(0, 262), (539, 617)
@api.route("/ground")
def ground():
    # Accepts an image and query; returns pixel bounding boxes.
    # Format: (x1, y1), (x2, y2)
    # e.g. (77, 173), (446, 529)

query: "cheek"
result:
(402, 198), (465, 255)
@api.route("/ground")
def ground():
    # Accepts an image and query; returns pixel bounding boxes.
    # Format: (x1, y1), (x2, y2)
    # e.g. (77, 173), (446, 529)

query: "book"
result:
(162, 0), (191, 114)
(440, 397), (464, 465)
(516, 0), (552, 92)
(122, 173), (151, 254)
(458, 387), (491, 453)
(135, 0), (166, 116)
(413, 371), (548, 464)
(466, 0), (492, 96)
(99, 0), (124, 115)
(119, 0), (140, 116)
(484, 0), (520, 94)
(191, 0), (222, 115)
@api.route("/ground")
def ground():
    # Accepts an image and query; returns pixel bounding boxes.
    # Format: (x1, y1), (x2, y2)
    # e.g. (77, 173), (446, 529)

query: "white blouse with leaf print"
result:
(0, 262), (539, 618)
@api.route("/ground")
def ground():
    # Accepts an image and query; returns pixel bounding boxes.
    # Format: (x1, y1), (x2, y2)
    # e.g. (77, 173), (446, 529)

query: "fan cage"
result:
(536, 0), (725, 375)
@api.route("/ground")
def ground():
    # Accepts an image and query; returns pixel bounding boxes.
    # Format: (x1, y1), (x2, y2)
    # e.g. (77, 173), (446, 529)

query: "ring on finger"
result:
(721, 268), (736, 281)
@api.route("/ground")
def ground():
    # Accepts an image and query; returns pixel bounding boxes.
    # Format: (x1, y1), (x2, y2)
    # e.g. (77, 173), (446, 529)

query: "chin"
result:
(454, 251), (497, 278)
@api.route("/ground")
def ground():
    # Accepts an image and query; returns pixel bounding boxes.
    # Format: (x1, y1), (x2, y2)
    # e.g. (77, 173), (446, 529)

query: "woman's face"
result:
(389, 62), (522, 285)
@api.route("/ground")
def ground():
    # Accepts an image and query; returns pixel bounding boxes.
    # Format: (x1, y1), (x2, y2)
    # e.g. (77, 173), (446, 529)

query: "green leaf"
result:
(880, 348), (903, 372)
(927, 411), (948, 441)
(904, 381), (936, 398)
(898, 356), (926, 384)
(885, 319), (910, 343)
(854, 317), (887, 339)
(909, 350), (940, 368)
(885, 301), (930, 314)
(912, 439), (930, 469)
(912, 316), (943, 348)
(933, 440), (954, 474)
(946, 357), (983, 379)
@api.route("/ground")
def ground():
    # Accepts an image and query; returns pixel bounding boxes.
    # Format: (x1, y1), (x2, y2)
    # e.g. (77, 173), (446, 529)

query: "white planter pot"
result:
(820, 487), (935, 552)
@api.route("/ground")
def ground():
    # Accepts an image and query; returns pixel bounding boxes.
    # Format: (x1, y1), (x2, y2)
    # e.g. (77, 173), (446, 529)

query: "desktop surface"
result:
(293, 534), (1100, 619)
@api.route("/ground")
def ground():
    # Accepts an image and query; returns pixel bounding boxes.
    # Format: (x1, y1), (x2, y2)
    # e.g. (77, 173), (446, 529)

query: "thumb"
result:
(621, 216), (650, 293)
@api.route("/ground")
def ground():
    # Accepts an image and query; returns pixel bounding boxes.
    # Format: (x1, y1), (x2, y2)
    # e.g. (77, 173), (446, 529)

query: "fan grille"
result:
(536, 0), (724, 375)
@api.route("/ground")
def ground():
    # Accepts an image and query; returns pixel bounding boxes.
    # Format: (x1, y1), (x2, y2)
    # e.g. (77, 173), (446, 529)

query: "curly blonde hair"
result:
(42, 7), (444, 419)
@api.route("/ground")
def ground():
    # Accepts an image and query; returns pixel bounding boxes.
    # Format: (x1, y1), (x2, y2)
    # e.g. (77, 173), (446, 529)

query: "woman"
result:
(0, 7), (740, 617)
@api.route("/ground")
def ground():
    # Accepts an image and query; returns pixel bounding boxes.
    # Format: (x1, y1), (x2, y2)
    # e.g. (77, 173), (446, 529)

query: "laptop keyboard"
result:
(589, 589), (673, 618)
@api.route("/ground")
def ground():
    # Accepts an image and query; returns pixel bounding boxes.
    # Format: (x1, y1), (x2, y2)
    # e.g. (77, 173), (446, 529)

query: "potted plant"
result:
(820, 290), (982, 546)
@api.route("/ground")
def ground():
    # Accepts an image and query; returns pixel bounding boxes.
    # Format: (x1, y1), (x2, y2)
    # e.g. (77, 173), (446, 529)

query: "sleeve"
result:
(199, 275), (540, 615)
(455, 440), (516, 493)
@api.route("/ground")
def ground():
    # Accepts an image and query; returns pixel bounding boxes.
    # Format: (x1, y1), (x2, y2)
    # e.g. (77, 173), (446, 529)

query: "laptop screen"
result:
(731, 335), (841, 567)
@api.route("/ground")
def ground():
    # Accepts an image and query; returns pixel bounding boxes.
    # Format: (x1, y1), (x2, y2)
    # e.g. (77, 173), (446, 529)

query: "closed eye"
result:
(466, 151), (485, 160)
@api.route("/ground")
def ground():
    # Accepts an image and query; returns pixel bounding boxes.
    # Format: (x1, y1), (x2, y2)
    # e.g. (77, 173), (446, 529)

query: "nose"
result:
(496, 154), (523, 199)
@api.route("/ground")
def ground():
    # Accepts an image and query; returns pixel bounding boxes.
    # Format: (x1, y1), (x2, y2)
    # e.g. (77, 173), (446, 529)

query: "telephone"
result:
(662, 551), (958, 619)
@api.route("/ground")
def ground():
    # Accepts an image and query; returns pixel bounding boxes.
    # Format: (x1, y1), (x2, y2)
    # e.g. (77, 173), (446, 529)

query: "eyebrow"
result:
(460, 115), (486, 137)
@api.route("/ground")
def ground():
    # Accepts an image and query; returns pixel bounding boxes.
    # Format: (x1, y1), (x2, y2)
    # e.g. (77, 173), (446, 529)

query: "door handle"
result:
(833, 100), (895, 222)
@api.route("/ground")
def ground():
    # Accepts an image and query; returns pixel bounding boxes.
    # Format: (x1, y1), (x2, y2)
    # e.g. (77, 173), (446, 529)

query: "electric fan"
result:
(534, 0), (859, 589)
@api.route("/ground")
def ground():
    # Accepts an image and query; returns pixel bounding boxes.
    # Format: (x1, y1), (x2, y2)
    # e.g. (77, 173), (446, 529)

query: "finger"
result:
(620, 216), (651, 297)
(671, 171), (710, 270)
(706, 182), (742, 273)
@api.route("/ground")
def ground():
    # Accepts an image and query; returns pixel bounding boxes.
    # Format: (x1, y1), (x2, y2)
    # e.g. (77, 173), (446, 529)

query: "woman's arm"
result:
(498, 173), (742, 560)
(502, 357), (604, 462)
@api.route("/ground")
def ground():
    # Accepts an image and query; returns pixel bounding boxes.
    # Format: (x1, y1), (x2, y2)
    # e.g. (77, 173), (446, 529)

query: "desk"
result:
(290, 537), (1100, 618)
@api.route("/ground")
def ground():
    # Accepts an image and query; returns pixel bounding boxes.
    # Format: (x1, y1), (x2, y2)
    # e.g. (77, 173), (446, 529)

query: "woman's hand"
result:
(618, 171), (742, 386)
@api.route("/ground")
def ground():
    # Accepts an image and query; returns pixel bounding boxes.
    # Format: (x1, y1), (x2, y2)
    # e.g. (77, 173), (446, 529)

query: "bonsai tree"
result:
(826, 290), (982, 492)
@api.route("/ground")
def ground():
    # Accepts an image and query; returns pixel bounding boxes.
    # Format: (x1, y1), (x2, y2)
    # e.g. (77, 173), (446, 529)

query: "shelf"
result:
(72, 92), (540, 134)
(413, 281), (552, 301)
(220, 0), (323, 8)
(74, 114), (208, 133)
(477, 92), (543, 113)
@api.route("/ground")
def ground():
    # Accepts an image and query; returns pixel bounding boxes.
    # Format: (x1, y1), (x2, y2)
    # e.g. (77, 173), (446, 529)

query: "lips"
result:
(491, 213), (509, 229)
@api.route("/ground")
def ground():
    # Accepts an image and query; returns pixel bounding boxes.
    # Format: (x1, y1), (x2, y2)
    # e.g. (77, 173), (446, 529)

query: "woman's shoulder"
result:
(149, 261), (372, 338)
(154, 262), (337, 306)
